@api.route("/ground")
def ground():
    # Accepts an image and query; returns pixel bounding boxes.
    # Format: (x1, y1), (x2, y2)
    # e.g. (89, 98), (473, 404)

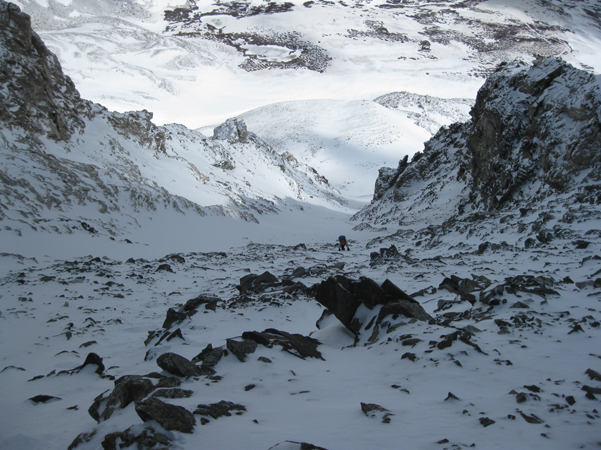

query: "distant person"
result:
(338, 235), (350, 251)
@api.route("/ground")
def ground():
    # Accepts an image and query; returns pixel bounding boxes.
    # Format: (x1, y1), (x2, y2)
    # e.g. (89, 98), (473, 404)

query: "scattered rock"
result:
(29, 395), (61, 404)
(151, 388), (193, 399)
(162, 308), (187, 329)
(360, 402), (393, 423)
(226, 338), (258, 362)
(135, 397), (196, 433)
(156, 264), (174, 273)
(267, 441), (329, 450)
(194, 400), (246, 420)
(520, 412), (544, 424)
(238, 271), (280, 294)
(192, 343), (224, 366)
(479, 417), (495, 427)
(101, 426), (172, 450)
(88, 375), (154, 422)
(242, 329), (323, 360)
(585, 368), (601, 382)
(156, 352), (202, 377)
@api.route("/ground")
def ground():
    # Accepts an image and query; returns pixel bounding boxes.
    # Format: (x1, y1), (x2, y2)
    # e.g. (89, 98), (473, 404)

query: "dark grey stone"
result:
(156, 352), (201, 377)
(135, 397), (195, 433)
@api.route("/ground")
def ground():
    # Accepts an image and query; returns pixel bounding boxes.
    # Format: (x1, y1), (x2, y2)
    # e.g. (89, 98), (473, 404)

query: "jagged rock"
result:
(242, 329), (323, 360)
(135, 397), (195, 433)
(238, 271), (280, 294)
(314, 276), (432, 336)
(194, 400), (246, 419)
(226, 338), (258, 362)
(162, 308), (187, 329)
(213, 118), (249, 143)
(156, 352), (202, 378)
(360, 402), (393, 423)
(60, 352), (105, 375)
(101, 426), (171, 450)
(585, 368), (601, 382)
(88, 375), (154, 422)
(183, 294), (221, 312)
(192, 343), (224, 366)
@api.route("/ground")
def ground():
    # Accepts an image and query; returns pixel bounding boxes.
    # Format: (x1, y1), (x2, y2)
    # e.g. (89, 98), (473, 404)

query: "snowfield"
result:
(1, 1), (601, 449)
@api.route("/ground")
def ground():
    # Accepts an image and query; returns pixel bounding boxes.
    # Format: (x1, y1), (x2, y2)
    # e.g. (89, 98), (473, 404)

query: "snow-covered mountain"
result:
(1, 1), (601, 450)
(352, 56), (601, 231)
(12, 0), (601, 128)
(1, 1), (353, 258)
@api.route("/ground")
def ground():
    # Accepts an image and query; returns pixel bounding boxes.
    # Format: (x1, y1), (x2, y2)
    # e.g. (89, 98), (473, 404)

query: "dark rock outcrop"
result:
(194, 400), (246, 420)
(353, 57), (601, 227)
(88, 375), (155, 422)
(135, 397), (196, 433)
(242, 329), (323, 360)
(314, 276), (432, 336)
(101, 426), (172, 450)
(156, 352), (202, 378)
(237, 271), (280, 294)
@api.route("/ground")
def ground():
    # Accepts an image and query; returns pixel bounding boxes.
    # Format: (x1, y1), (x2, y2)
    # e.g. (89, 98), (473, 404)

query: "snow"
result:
(1, 226), (600, 450)
(2, 1), (601, 449)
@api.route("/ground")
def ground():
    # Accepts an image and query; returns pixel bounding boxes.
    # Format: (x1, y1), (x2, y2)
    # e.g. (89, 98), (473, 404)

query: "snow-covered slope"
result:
(12, 0), (601, 129)
(0, 2), (350, 258)
(1, 3), (601, 450)
(232, 94), (472, 202)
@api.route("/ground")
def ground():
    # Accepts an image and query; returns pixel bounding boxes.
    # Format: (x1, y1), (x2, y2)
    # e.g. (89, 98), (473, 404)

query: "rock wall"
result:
(354, 57), (601, 226)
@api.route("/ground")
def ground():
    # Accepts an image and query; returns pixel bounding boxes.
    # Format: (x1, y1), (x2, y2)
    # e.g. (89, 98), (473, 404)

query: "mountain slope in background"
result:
(13, 0), (601, 130)
(1, 1), (351, 258)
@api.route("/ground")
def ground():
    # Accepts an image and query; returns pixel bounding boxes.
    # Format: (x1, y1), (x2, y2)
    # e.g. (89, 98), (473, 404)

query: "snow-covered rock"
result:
(353, 57), (601, 229)
(0, 2), (346, 246)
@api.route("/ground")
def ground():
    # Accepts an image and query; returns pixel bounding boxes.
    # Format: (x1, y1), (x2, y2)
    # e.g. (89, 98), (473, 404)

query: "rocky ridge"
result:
(0, 1), (345, 241)
(353, 57), (601, 236)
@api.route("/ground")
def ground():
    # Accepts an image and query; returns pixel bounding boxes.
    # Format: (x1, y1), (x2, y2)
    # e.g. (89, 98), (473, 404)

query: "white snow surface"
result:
(1, 1), (601, 450)
(1, 217), (601, 450)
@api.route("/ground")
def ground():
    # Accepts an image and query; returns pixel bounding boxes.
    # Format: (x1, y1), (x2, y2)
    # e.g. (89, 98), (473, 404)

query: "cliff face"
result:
(353, 57), (601, 227)
(0, 2), (90, 141)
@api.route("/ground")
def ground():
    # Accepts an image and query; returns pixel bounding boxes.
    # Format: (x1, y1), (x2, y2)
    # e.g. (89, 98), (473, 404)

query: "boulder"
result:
(135, 397), (195, 433)
(226, 338), (258, 362)
(156, 352), (202, 378)
(88, 375), (155, 422)
(314, 276), (432, 336)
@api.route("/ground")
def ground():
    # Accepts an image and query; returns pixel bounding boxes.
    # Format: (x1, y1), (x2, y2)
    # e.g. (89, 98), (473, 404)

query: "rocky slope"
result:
(352, 57), (601, 242)
(0, 1), (345, 243)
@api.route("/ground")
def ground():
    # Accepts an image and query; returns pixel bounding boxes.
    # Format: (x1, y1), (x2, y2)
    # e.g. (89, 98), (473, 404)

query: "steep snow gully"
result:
(1, 1), (601, 450)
